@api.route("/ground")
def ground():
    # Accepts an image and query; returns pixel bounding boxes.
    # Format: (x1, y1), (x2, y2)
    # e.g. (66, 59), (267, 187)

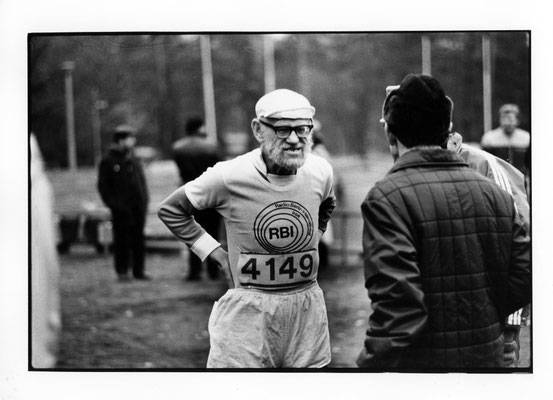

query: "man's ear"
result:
(385, 124), (397, 147)
(251, 119), (264, 143)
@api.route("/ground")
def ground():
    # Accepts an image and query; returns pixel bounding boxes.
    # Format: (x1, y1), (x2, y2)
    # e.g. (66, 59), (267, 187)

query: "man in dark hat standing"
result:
(98, 125), (150, 281)
(357, 74), (531, 369)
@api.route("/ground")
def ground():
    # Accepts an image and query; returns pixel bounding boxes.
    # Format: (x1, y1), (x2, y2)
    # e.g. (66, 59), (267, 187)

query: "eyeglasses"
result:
(259, 120), (313, 139)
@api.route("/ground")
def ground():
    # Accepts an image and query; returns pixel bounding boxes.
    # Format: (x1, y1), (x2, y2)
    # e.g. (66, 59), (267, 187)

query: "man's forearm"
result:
(158, 186), (221, 261)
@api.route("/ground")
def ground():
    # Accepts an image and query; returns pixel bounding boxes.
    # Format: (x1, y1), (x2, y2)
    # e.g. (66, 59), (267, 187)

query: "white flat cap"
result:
(255, 89), (316, 119)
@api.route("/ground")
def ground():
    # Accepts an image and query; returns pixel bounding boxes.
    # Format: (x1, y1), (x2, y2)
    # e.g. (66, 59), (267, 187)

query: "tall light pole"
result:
(263, 35), (276, 93)
(421, 35), (432, 75)
(91, 88), (108, 165)
(482, 34), (493, 134)
(200, 35), (217, 144)
(61, 61), (77, 170)
(297, 35), (310, 98)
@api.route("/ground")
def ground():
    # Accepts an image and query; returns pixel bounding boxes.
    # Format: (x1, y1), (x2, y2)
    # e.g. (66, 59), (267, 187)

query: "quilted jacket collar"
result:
(390, 147), (468, 174)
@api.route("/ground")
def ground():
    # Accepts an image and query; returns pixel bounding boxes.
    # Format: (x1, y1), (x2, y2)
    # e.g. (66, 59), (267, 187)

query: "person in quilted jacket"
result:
(357, 74), (531, 370)
(447, 131), (531, 367)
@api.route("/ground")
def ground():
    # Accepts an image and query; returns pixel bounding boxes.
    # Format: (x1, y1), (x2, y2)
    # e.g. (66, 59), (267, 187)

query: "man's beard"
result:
(262, 136), (313, 171)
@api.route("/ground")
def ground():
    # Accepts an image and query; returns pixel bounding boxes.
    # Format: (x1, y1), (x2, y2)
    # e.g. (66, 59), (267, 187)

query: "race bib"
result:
(237, 249), (318, 290)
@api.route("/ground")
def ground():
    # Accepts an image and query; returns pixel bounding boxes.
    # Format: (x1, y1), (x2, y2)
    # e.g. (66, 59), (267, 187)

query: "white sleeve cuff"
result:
(190, 232), (221, 261)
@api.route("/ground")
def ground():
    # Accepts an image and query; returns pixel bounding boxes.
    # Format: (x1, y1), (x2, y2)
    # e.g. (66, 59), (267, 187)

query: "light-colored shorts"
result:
(206, 282), (331, 368)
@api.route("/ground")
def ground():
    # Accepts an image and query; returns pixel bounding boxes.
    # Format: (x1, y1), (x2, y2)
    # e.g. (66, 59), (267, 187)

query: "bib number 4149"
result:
(239, 251), (317, 286)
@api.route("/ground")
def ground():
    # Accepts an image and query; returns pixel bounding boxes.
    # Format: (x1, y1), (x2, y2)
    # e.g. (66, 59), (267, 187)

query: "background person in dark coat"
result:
(98, 125), (150, 281)
(357, 74), (531, 370)
(172, 117), (223, 280)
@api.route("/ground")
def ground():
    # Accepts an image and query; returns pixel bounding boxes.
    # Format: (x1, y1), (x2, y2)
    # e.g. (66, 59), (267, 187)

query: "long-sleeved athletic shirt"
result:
(158, 148), (336, 291)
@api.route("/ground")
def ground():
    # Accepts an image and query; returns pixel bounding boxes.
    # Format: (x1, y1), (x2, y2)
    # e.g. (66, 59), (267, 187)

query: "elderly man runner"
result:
(158, 89), (336, 368)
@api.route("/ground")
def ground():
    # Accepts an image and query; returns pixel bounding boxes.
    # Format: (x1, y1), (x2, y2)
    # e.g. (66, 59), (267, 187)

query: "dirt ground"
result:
(55, 244), (371, 369)
(50, 153), (380, 369)
(55, 243), (530, 370)
(50, 152), (531, 370)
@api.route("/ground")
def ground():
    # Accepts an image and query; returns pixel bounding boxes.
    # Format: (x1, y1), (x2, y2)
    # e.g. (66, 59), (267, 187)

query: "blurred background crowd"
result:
(30, 32), (529, 167)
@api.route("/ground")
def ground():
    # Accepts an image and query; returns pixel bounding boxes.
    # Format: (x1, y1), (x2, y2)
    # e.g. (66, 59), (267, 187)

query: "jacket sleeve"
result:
(357, 195), (428, 369)
(158, 186), (220, 261)
(97, 159), (120, 210)
(136, 161), (150, 206)
(499, 210), (532, 318)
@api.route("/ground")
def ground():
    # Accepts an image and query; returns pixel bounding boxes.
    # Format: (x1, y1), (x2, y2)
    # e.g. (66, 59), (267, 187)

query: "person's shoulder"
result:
(480, 128), (507, 147)
(481, 127), (502, 139)
(301, 154), (333, 187)
(514, 128), (530, 139)
(172, 138), (188, 150)
(225, 148), (256, 163)
(210, 149), (256, 173)
(305, 152), (332, 172)
(99, 150), (117, 165)
(369, 160), (430, 200)
(131, 153), (145, 165)
(191, 136), (219, 150)
(312, 144), (331, 160)
(201, 149), (258, 186)
(360, 177), (394, 211)
(460, 143), (492, 163)
(367, 174), (395, 199)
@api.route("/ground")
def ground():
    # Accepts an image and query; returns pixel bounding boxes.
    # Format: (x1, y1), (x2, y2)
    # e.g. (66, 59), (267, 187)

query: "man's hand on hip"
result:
(209, 246), (233, 288)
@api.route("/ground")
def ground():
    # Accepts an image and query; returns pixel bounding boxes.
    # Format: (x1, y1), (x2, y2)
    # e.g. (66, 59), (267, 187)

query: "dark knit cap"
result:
(383, 74), (453, 147)
(112, 124), (136, 142)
